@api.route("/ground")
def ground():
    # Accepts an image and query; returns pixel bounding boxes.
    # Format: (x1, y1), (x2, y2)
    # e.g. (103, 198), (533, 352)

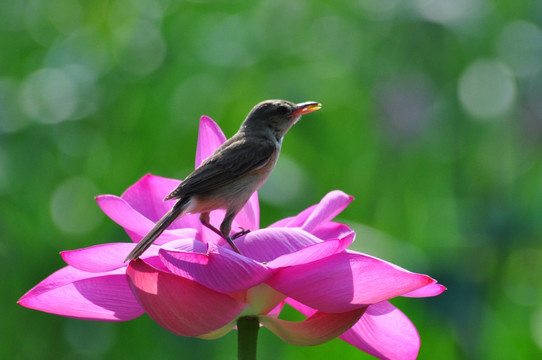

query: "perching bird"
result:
(125, 100), (321, 261)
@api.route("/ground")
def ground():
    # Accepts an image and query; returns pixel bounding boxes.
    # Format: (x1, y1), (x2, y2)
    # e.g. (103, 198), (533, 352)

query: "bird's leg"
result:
(200, 212), (241, 254)
(220, 211), (242, 254)
(224, 236), (241, 254)
(199, 212), (224, 238)
(231, 228), (251, 240)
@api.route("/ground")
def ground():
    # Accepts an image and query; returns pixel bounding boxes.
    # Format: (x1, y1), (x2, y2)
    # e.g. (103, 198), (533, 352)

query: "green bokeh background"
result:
(2, 0), (542, 359)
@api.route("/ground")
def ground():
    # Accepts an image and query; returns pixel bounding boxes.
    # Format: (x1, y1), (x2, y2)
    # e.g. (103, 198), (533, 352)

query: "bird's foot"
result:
(232, 228), (251, 240)
(225, 236), (242, 254)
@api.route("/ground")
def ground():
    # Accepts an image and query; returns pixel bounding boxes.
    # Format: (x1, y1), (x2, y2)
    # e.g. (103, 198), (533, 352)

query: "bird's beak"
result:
(293, 101), (322, 115)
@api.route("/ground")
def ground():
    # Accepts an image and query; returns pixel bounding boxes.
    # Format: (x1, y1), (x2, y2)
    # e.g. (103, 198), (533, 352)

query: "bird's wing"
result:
(165, 136), (276, 200)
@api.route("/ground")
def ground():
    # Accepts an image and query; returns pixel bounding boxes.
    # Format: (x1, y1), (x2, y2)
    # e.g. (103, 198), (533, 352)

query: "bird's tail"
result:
(124, 198), (190, 262)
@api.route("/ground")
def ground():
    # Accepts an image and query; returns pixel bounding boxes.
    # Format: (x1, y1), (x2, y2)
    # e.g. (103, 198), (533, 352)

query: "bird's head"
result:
(241, 100), (321, 140)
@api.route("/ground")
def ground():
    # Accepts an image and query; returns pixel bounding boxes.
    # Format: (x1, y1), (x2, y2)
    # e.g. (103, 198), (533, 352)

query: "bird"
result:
(124, 99), (321, 261)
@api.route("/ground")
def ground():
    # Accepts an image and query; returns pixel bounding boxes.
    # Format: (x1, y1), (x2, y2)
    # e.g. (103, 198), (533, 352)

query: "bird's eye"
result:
(276, 105), (289, 115)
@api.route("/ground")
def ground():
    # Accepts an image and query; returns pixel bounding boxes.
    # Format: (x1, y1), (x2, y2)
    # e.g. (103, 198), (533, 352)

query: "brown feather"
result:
(165, 135), (276, 200)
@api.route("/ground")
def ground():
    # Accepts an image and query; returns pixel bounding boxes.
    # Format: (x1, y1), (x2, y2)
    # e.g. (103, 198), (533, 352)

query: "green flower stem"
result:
(237, 316), (260, 360)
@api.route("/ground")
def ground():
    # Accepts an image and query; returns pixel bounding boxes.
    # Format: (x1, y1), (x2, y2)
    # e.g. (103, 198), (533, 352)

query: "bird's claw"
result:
(232, 228), (251, 240)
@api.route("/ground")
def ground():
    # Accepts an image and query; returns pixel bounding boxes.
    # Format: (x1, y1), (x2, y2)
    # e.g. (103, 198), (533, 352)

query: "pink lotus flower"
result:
(19, 116), (445, 360)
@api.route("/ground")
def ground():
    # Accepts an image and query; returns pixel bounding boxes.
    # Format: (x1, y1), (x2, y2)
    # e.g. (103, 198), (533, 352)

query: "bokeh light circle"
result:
(458, 59), (516, 119)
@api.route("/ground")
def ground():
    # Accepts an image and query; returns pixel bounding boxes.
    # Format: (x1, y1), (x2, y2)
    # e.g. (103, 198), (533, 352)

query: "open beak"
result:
(293, 101), (322, 115)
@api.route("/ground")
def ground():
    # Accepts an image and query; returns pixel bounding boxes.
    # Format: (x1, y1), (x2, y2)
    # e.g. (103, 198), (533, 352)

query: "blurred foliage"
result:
(2, 0), (542, 359)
